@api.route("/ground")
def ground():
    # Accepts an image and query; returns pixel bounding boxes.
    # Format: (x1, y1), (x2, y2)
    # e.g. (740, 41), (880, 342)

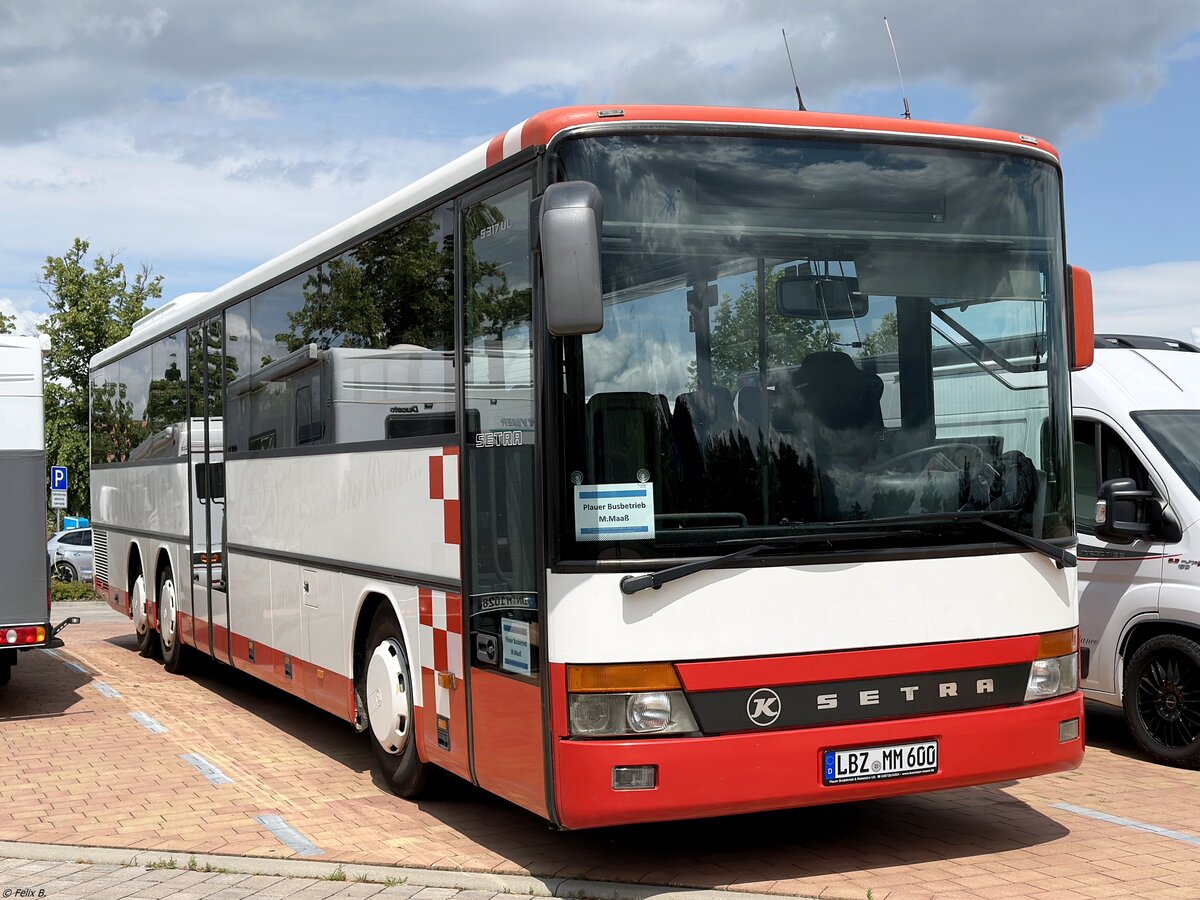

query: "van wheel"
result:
(361, 606), (433, 797)
(1124, 634), (1200, 767)
(158, 568), (188, 674)
(131, 574), (156, 657)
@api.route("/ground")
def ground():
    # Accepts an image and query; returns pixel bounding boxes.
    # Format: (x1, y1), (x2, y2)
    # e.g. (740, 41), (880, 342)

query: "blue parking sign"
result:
(51, 466), (68, 491)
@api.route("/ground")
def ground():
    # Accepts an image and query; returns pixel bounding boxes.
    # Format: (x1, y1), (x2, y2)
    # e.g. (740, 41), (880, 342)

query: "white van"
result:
(1073, 334), (1200, 766)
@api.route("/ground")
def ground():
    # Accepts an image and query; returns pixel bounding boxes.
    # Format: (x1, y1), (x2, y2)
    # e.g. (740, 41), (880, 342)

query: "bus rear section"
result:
(0, 336), (69, 685)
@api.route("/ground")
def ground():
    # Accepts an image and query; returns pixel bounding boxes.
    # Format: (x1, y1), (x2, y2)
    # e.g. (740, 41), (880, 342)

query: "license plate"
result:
(822, 739), (938, 785)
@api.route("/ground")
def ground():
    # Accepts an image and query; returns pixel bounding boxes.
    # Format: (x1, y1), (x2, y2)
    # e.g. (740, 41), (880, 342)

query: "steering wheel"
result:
(871, 442), (986, 474)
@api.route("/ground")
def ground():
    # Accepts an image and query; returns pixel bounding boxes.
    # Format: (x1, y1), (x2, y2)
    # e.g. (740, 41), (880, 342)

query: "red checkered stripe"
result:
(417, 587), (463, 718)
(428, 446), (460, 547)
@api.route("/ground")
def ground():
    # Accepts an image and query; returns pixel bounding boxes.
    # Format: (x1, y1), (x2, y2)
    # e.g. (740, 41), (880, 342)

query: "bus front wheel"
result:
(362, 606), (432, 798)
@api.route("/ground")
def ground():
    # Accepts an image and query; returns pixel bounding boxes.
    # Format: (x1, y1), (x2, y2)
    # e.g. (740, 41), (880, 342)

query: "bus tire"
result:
(132, 573), (156, 658)
(158, 567), (188, 674)
(362, 606), (432, 798)
(0, 662), (10, 687)
(1123, 633), (1200, 768)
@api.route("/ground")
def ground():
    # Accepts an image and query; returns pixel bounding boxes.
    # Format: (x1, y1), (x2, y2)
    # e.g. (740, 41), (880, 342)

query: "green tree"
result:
(861, 311), (899, 356)
(39, 238), (163, 516)
(707, 269), (832, 391)
(0, 309), (14, 334)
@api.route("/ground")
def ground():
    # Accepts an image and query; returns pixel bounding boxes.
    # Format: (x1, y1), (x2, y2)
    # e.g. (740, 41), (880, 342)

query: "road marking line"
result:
(180, 753), (233, 785)
(41, 649), (62, 659)
(253, 814), (324, 857)
(63, 661), (89, 675)
(130, 711), (168, 734)
(1053, 802), (1200, 846)
(92, 682), (122, 699)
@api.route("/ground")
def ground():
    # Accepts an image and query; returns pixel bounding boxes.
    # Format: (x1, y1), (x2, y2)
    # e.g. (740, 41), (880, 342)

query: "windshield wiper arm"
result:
(618, 531), (906, 596)
(864, 511), (1076, 569)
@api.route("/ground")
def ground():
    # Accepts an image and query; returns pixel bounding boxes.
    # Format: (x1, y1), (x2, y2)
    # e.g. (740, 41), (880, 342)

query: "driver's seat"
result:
(793, 350), (885, 465)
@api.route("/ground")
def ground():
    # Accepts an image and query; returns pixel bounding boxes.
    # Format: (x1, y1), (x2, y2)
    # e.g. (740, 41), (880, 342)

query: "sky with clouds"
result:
(2, 0), (1199, 343)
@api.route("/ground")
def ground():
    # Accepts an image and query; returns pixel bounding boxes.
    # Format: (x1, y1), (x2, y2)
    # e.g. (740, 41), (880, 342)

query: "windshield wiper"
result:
(618, 530), (905, 595)
(860, 510), (1077, 569)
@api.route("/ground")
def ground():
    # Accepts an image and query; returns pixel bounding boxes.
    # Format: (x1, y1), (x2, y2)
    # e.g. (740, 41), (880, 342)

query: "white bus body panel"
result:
(225, 449), (457, 579)
(1073, 348), (1200, 706)
(92, 463), (189, 540)
(548, 554), (1076, 664)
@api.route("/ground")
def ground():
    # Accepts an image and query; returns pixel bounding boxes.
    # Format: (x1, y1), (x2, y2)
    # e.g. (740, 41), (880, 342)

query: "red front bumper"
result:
(553, 692), (1083, 829)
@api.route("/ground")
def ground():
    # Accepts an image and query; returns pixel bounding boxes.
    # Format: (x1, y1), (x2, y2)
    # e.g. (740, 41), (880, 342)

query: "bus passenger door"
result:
(459, 178), (548, 818)
(188, 317), (232, 663)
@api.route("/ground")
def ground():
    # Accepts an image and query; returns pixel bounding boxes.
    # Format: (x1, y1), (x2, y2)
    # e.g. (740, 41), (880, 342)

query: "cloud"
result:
(0, 296), (48, 337)
(2, 1), (1198, 146)
(1091, 261), (1200, 342)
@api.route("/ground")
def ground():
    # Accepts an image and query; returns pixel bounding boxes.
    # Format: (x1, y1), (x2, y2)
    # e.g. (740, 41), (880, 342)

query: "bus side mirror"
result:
(1068, 265), (1094, 371)
(539, 181), (604, 336)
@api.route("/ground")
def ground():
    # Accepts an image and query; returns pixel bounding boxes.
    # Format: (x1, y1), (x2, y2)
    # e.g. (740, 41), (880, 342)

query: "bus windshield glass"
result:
(553, 133), (1072, 561)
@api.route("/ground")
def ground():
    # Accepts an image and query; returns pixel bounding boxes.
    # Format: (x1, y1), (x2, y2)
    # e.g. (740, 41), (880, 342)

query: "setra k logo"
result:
(746, 688), (782, 726)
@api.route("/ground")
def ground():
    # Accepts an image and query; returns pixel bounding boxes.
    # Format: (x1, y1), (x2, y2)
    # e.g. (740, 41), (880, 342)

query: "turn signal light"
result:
(1035, 628), (1078, 658)
(567, 663), (681, 693)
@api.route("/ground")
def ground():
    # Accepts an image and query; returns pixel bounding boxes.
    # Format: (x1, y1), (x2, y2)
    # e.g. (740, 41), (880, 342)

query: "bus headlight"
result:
(568, 691), (699, 736)
(566, 663), (700, 736)
(1023, 628), (1079, 702)
(1024, 654), (1078, 702)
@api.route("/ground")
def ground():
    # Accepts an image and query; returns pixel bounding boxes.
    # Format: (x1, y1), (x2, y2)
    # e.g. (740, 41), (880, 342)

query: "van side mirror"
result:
(538, 181), (604, 336)
(1068, 265), (1094, 371)
(1095, 477), (1153, 543)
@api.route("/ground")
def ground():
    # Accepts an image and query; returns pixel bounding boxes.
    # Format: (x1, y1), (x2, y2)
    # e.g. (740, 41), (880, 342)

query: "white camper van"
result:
(1073, 334), (1200, 766)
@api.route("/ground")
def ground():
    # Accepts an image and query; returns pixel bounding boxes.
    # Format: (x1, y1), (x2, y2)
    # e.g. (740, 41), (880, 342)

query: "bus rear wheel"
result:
(362, 606), (432, 798)
(1124, 634), (1200, 768)
(158, 568), (188, 674)
(131, 574), (156, 658)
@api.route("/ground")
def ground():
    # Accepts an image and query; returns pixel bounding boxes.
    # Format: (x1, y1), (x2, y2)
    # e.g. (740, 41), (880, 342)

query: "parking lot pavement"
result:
(3, 603), (1200, 900)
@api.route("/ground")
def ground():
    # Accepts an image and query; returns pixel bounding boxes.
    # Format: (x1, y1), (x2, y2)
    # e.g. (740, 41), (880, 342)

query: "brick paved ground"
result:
(2, 603), (1200, 899)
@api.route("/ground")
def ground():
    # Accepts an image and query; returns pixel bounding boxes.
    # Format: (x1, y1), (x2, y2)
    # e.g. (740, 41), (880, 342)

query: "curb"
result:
(0, 841), (820, 900)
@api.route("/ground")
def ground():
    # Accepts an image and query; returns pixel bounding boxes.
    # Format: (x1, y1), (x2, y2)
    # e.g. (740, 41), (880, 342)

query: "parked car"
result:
(47, 528), (94, 583)
(1074, 334), (1200, 767)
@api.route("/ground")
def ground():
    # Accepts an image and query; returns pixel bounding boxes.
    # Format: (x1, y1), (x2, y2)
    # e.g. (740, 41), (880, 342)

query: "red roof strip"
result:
(485, 104), (1059, 164)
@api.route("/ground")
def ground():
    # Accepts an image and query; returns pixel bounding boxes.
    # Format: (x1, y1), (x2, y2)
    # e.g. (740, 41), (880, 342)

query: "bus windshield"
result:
(553, 133), (1073, 561)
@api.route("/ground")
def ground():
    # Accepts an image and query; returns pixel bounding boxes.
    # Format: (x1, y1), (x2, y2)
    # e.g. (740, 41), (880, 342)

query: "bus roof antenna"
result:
(883, 17), (911, 119)
(781, 28), (806, 111)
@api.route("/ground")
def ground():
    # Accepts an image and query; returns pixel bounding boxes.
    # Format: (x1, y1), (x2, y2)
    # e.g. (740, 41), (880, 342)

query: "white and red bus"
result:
(90, 105), (1094, 828)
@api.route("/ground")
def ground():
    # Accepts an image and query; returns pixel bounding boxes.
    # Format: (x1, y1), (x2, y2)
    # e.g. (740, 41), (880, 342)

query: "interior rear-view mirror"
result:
(776, 275), (867, 319)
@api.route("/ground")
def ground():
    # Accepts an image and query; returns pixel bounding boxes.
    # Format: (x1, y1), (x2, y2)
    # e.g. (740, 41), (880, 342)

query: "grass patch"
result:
(145, 858), (176, 870)
(326, 865), (347, 881)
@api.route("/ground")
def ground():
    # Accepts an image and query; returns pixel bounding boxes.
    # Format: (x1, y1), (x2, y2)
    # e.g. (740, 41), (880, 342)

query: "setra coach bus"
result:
(91, 105), (1094, 828)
